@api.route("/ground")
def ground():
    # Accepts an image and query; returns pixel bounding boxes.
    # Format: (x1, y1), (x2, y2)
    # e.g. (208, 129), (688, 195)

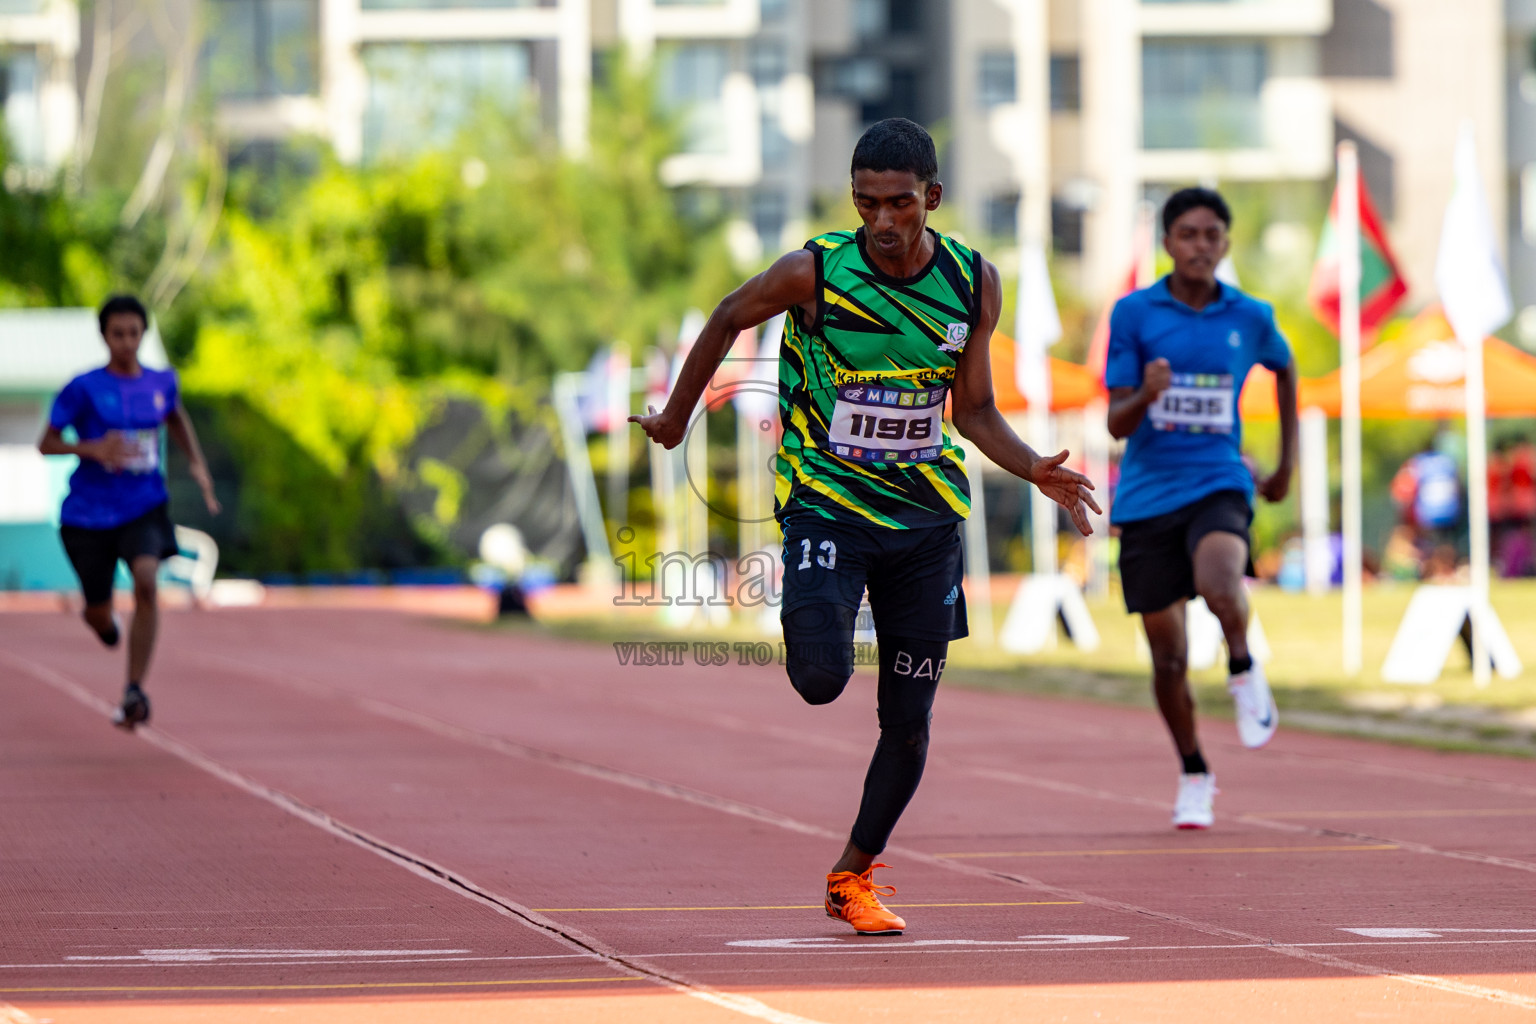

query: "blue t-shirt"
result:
(49, 366), (179, 529)
(1409, 451), (1460, 528)
(1105, 278), (1291, 523)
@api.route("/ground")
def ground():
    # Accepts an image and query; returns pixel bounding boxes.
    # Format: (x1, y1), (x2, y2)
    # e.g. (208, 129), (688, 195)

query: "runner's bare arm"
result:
(1255, 357), (1299, 502)
(630, 250), (817, 450)
(165, 401), (222, 515)
(1107, 358), (1171, 439)
(38, 426), (130, 470)
(949, 259), (1101, 536)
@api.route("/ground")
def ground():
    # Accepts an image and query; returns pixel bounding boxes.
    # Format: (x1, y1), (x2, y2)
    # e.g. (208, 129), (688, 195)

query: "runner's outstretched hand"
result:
(191, 462), (222, 515)
(629, 405), (687, 450)
(1030, 450), (1103, 536)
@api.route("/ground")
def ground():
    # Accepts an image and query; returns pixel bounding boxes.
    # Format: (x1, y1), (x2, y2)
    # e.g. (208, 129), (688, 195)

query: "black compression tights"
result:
(783, 606), (948, 856)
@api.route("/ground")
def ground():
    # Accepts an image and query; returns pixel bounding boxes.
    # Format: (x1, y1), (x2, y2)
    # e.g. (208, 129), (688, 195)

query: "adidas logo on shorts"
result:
(943, 586), (959, 606)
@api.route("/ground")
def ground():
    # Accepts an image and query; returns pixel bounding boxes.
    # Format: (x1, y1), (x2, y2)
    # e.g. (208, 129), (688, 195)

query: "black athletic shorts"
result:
(780, 516), (968, 642)
(59, 503), (179, 606)
(1117, 489), (1253, 615)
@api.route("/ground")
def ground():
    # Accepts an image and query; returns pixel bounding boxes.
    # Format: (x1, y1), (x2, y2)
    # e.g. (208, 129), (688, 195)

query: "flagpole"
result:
(607, 344), (631, 523)
(1338, 141), (1364, 678)
(1465, 328), (1491, 685)
(1015, 0), (1055, 588)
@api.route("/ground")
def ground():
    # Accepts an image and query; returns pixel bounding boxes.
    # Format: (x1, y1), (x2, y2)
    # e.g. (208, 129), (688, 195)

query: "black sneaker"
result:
(86, 614), (119, 648)
(111, 684), (150, 730)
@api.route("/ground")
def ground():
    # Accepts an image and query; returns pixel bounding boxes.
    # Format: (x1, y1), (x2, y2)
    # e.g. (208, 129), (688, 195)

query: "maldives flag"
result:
(1308, 168), (1408, 337)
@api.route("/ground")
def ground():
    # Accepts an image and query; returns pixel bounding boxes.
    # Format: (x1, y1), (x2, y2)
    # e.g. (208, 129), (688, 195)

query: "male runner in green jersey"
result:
(632, 118), (1098, 934)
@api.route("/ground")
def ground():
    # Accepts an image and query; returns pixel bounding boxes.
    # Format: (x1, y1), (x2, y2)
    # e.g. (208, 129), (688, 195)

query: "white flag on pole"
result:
(1435, 123), (1512, 342)
(1014, 241), (1061, 407)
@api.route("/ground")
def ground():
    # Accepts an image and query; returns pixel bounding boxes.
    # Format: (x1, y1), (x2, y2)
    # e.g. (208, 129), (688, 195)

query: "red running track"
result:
(1, 608), (1534, 1023)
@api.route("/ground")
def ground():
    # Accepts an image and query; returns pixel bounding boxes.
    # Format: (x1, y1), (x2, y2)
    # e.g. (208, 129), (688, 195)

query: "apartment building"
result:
(0, 0), (1521, 317)
(0, 0), (77, 186)
(930, 0), (1512, 326)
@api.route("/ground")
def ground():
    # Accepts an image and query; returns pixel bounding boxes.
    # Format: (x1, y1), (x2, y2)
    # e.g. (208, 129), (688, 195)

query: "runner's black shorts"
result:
(780, 516), (968, 642)
(59, 503), (179, 606)
(1117, 489), (1253, 615)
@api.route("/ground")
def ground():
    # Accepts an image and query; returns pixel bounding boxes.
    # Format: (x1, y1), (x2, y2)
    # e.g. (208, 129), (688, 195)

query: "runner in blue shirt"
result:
(39, 295), (221, 729)
(1106, 188), (1298, 828)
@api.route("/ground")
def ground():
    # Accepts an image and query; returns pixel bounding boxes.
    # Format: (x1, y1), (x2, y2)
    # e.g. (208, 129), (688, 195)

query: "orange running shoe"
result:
(825, 863), (906, 935)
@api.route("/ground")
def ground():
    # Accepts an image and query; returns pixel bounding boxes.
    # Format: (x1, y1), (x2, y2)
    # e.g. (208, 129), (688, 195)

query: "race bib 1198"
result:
(1148, 374), (1234, 434)
(827, 383), (946, 463)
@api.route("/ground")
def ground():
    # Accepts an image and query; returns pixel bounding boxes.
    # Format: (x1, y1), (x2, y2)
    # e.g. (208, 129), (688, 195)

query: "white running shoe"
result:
(1228, 661), (1278, 749)
(1172, 772), (1216, 829)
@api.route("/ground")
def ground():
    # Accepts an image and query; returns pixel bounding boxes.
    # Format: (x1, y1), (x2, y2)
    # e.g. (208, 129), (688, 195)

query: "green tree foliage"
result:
(164, 59), (734, 572)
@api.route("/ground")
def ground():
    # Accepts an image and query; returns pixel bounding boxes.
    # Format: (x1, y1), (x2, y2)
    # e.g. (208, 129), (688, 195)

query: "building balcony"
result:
(1138, 0), (1331, 37)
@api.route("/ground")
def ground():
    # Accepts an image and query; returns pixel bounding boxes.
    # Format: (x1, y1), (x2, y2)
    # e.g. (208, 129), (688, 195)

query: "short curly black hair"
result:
(851, 118), (939, 185)
(97, 294), (149, 333)
(1161, 187), (1232, 234)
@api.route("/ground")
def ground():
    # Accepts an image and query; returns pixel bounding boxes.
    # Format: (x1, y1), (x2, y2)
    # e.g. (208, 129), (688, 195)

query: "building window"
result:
(0, 48), (42, 166)
(862, 66), (917, 124)
(204, 0), (319, 100)
(977, 51), (1016, 109)
(750, 41), (786, 88)
(657, 42), (731, 156)
(984, 192), (1019, 241)
(751, 189), (786, 250)
(761, 112), (789, 165)
(0, 0), (46, 11)
(888, 0), (921, 33)
(1049, 54), (1080, 112)
(853, 0), (887, 39)
(362, 42), (531, 162)
(1051, 197), (1084, 255)
(759, 0), (788, 21)
(1142, 39), (1266, 150)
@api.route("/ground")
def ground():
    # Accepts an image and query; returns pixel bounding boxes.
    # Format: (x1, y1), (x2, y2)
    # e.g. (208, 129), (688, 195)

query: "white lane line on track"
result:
(0, 651), (832, 1024)
(0, 1002), (40, 1024)
(180, 652), (1536, 1012)
(9, 936), (1536, 971)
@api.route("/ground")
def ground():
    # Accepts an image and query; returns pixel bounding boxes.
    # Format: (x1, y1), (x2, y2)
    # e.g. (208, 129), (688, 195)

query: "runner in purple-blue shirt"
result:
(39, 296), (221, 729)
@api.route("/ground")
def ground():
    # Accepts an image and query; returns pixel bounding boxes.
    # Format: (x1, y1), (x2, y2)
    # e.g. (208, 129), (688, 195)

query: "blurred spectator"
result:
(1390, 440), (1461, 558)
(1501, 437), (1535, 577)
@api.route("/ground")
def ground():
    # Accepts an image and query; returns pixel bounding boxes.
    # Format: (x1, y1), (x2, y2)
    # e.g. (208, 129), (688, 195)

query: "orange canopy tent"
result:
(1241, 306), (1536, 420)
(989, 333), (1107, 412)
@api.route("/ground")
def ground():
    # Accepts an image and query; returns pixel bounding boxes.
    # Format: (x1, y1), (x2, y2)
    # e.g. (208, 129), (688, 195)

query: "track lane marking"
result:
(10, 936), (1536, 972)
(149, 650), (1536, 1011)
(938, 844), (1399, 859)
(0, 652), (832, 1024)
(532, 901), (1080, 912)
(0, 977), (643, 995)
(1253, 808), (1536, 820)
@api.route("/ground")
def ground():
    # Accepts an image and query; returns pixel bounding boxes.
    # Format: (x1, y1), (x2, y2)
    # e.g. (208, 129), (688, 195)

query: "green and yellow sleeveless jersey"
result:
(773, 227), (980, 529)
